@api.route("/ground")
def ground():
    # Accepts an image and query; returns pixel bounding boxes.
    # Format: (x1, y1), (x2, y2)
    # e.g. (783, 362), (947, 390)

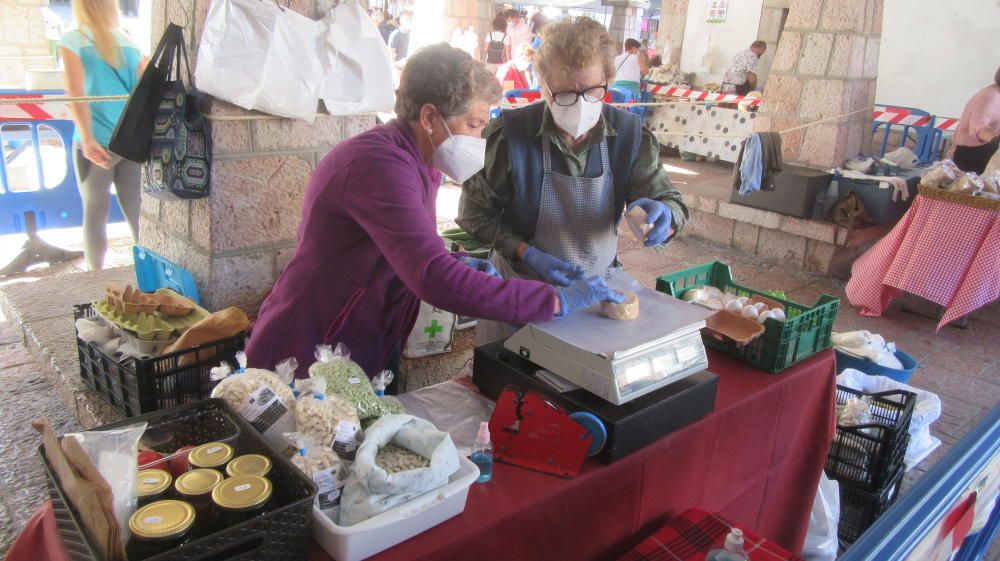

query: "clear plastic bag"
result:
(920, 159), (960, 189)
(65, 422), (147, 543)
(285, 432), (348, 522)
(802, 473), (840, 561)
(211, 356), (297, 451)
(308, 344), (383, 419)
(294, 375), (362, 453)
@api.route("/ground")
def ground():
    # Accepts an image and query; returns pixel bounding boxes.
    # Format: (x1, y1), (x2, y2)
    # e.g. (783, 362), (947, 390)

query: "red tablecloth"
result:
(10, 350), (836, 561)
(618, 508), (804, 561)
(311, 349), (836, 561)
(846, 194), (1000, 329)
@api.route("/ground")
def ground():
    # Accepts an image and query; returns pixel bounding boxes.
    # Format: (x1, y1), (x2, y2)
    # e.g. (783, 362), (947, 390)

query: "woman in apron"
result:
(457, 17), (691, 344)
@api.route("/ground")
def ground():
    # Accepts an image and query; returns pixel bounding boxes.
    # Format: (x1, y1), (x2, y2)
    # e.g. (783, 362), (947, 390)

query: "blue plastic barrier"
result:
(0, 89), (126, 235)
(871, 104), (944, 164)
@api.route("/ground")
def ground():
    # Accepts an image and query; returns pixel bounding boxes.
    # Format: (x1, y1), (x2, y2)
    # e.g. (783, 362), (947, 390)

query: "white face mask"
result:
(430, 117), (487, 183)
(546, 89), (603, 140)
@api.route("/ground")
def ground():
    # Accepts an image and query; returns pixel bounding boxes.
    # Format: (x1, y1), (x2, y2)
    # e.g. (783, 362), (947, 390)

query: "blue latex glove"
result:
(555, 276), (626, 319)
(522, 246), (586, 287)
(627, 198), (674, 247)
(457, 256), (502, 279)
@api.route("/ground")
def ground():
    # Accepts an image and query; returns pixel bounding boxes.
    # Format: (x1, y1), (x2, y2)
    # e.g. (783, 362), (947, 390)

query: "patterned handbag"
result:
(142, 25), (211, 201)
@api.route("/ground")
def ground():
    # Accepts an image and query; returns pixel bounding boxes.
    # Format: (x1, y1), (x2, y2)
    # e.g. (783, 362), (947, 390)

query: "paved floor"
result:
(1, 204), (997, 557)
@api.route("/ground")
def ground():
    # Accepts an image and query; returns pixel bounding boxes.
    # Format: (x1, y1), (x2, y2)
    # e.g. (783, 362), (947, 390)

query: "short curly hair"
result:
(395, 43), (502, 121)
(536, 16), (616, 84)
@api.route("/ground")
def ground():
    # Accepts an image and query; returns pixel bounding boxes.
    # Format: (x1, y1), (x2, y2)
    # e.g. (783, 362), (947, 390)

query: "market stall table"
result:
(312, 348), (836, 561)
(10, 350), (836, 561)
(845, 193), (1000, 329)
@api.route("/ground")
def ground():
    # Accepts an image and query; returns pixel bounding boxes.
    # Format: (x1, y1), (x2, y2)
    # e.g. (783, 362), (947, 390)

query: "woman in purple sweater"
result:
(246, 45), (622, 386)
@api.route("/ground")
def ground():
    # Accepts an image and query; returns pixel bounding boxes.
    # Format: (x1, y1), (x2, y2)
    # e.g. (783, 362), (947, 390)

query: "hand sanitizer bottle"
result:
(706, 528), (750, 561)
(471, 422), (493, 483)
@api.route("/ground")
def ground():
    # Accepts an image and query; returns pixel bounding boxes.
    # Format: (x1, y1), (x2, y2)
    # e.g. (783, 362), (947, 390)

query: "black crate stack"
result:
(825, 385), (917, 546)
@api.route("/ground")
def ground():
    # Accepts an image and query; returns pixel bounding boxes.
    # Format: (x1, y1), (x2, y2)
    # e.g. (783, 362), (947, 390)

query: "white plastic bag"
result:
(801, 473), (840, 561)
(339, 414), (460, 526)
(837, 369), (942, 470)
(65, 423), (147, 544)
(403, 303), (456, 358)
(319, 1), (395, 115)
(195, 0), (324, 122)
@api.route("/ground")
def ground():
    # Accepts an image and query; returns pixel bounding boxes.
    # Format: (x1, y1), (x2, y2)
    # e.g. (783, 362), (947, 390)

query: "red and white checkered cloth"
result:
(846, 195), (1000, 329)
(617, 509), (804, 561)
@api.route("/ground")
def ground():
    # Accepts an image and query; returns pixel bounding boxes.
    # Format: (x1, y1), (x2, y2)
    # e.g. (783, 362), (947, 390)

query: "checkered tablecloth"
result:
(846, 195), (1000, 329)
(618, 509), (804, 561)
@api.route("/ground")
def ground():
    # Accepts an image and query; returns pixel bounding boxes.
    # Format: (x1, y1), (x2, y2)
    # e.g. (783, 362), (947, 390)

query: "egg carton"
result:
(93, 299), (176, 341)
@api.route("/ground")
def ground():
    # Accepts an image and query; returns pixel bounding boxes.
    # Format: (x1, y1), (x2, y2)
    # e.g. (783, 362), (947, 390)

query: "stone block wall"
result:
(608, 4), (643, 51)
(754, 0), (882, 169)
(0, 0), (56, 88)
(754, 0), (791, 91)
(141, 0), (375, 314)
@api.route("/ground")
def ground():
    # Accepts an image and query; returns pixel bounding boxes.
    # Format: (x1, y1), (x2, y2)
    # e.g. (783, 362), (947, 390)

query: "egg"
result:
(771, 309), (786, 321)
(753, 302), (768, 312)
(741, 305), (759, 320)
(758, 310), (776, 323)
(682, 289), (705, 302)
(736, 297), (750, 306)
(702, 298), (724, 310)
(724, 300), (744, 314)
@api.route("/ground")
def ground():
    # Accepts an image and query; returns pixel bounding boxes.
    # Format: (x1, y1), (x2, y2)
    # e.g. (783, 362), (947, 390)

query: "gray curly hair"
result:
(395, 43), (502, 121)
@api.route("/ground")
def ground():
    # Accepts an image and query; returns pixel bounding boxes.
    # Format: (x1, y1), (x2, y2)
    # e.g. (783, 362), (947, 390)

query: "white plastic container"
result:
(312, 456), (480, 561)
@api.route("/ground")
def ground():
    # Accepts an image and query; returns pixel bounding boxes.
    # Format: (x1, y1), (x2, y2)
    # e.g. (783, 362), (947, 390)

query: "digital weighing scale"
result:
(472, 274), (719, 464)
(503, 274), (714, 405)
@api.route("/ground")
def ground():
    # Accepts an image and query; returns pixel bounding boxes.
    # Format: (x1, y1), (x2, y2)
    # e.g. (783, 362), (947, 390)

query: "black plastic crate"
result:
(75, 303), (246, 417)
(826, 385), (916, 491)
(838, 464), (905, 546)
(37, 399), (316, 561)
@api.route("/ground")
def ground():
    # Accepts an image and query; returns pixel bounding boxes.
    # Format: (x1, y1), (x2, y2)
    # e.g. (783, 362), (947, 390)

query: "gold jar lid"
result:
(212, 474), (272, 512)
(137, 469), (173, 498)
(188, 442), (234, 469)
(175, 468), (224, 497)
(226, 454), (273, 477)
(129, 500), (195, 540)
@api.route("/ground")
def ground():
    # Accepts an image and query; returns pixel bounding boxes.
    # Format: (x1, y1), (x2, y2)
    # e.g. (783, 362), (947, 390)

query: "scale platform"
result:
(473, 341), (718, 464)
(504, 274), (713, 405)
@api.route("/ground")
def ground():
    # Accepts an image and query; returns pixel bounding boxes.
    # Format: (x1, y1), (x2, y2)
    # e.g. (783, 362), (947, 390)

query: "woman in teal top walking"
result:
(59, 0), (146, 270)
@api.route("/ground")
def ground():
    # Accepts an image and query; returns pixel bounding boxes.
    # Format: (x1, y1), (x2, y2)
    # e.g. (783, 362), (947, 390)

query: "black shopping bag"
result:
(108, 23), (184, 163)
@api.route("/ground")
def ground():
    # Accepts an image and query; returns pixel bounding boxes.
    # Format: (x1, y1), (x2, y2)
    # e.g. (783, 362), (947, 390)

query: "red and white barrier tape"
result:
(2, 93), (962, 133)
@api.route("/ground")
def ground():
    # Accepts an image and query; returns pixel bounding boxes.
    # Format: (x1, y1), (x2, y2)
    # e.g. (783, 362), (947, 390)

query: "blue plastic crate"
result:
(834, 348), (918, 383)
(133, 245), (201, 304)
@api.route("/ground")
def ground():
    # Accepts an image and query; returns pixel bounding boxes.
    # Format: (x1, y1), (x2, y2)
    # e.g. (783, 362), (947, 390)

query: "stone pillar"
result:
(755, 0), (882, 169)
(141, 0), (374, 314)
(607, 4), (643, 51)
(0, 0), (56, 88)
(655, 0), (688, 64)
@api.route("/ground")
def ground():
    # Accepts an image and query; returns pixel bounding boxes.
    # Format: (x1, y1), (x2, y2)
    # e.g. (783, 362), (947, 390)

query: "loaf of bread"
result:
(601, 291), (640, 320)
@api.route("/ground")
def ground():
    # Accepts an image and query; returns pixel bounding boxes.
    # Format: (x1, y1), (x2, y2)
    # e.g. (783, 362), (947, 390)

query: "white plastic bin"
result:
(312, 456), (480, 561)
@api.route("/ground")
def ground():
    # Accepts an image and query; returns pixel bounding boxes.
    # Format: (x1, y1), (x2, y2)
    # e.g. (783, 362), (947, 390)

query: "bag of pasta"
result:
(211, 352), (297, 451)
(285, 432), (348, 522)
(294, 376), (363, 460)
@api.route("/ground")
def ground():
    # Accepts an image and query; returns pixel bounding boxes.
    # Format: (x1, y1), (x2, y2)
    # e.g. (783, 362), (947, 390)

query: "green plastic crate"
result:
(656, 261), (840, 373)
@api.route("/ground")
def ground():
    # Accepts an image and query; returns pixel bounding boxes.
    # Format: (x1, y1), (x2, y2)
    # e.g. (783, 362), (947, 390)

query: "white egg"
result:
(753, 302), (768, 312)
(741, 305), (759, 320)
(702, 298), (724, 310)
(704, 287), (723, 299)
(736, 297), (750, 306)
(771, 309), (786, 321)
(724, 300), (744, 313)
(758, 310), (776, 323)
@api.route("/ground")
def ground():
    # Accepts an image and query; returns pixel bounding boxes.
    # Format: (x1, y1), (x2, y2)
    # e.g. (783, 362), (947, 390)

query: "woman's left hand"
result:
(628, 198), (674, 246)
(458, 256), (503, 279)
(81, 137), (113, 169)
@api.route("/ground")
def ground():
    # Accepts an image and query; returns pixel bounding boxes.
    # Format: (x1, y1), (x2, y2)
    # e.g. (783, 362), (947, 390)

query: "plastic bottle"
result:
(705, 528), (749, 561)
(470, 422), (493, 483)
